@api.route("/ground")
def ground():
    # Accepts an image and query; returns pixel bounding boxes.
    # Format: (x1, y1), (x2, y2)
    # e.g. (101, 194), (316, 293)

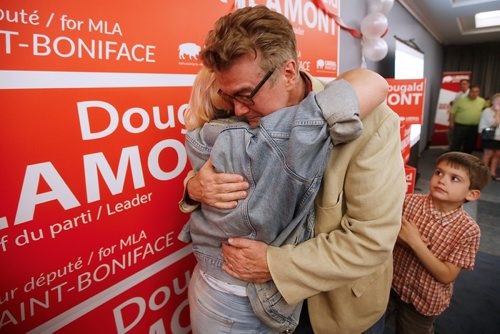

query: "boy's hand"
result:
(397, 217), (430, 249)
(398, 218), (461, 284)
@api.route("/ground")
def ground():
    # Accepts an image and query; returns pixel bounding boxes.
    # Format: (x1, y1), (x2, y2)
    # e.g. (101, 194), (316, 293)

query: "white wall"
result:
(338, 0), (444, 153)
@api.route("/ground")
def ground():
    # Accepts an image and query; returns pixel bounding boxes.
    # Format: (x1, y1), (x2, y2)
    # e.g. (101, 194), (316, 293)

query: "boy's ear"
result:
(465, 189), (481, 202)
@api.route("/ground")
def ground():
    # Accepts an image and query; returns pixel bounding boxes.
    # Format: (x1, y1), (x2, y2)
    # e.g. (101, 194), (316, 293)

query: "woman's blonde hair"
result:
(184, 67), (231, 130)
(490, 93), (500, 105)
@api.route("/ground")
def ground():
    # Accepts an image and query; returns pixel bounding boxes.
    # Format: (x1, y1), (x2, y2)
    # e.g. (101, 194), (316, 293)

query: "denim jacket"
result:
(178, 79), (361, 333)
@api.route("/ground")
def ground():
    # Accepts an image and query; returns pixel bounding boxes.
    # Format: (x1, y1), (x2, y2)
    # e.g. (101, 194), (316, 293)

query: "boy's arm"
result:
(399, 217), (461, 284)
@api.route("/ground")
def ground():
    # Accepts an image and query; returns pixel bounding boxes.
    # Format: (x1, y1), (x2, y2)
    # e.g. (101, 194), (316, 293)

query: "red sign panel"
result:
(0, 1), (341, 332)
(40, 254), (196, 334)
(0, 88), (192, 333)
(0, 0), (339, 76)
(386, 78), (426, 125)
(400, 124), (411, 164)
(0, 1), (223, 74)
(404, 165), (417, 194)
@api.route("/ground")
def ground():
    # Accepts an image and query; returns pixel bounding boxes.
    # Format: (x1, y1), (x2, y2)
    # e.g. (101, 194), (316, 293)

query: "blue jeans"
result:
(363, 315), (385, 334)
(188, 264), (277, 334)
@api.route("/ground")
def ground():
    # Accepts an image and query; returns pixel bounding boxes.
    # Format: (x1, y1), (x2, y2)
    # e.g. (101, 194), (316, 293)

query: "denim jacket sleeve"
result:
(178, 118), (241, 213)
(315, 79), (363, 145)
(184, 118), (240, 170)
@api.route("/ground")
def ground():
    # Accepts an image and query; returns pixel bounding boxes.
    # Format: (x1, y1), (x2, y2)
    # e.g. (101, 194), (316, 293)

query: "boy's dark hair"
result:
(437, 152), (490, 190)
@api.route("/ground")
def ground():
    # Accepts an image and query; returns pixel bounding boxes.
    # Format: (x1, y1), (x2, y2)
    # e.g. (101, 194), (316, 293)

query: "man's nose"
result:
(233, 100), (250, 117)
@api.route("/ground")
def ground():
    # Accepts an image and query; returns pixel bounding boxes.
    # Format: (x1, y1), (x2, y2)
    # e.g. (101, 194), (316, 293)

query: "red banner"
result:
(0, 87), (192, 333)
(404, 165), (417, 194)
(37, 254), (196, 334)
(0, 0), (339, 77)
(0, 1), (223, 74)
(387, 78), (424, 192)
(400, 124), (411, 164)
(386, 78), (426, 125)
(1, 1), (341, 333)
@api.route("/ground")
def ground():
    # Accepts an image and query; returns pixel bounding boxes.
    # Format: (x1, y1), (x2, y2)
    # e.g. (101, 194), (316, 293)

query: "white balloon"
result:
(362, 38), (388, 62)
(360, 12), (388, 39)
(367, 0), (394, 14)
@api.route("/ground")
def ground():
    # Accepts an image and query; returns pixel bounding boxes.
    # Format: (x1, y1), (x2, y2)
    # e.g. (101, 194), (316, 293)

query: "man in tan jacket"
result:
(181, 6), (405, 333)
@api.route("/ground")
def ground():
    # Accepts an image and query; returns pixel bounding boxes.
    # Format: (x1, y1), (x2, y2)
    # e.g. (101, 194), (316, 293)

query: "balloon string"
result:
(311, 0), (388, 39)
(227, 1), (388, 39)
(311, 0), (362, 39)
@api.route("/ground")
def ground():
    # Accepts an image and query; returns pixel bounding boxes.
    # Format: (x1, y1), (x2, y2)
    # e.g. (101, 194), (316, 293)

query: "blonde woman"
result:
(479, 93), (500, 180)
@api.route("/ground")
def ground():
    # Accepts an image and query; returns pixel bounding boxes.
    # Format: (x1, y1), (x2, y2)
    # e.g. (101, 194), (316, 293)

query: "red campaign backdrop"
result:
(50, 256), (197, 334)
(385, 78), (426, 195)
(0, 1), (224, 74)
(0, 1), (340, 333)
(0, 0), (339, 77)
(0, 87), (193, 333)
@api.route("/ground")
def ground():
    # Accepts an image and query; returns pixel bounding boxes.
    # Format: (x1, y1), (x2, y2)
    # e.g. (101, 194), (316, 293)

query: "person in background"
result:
(180, 6), (406, 334)
(449, 85), (487, 153)
(447, 80), (470, 149)
(478, 93), (500, 181)
(455, 79), (470, 101)
(388, 152), (490, 334)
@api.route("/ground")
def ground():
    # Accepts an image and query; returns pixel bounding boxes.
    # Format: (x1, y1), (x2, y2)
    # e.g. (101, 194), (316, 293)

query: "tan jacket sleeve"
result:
(178, 170), (199, 213)
(267, 104), (406, 305)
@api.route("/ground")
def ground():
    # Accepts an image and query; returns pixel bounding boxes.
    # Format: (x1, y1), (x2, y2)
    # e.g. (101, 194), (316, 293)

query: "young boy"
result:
(389, 151), (490, 333)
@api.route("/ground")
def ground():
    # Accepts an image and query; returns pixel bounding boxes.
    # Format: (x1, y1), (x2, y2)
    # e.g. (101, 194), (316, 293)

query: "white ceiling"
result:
(398, 0), (500, 45)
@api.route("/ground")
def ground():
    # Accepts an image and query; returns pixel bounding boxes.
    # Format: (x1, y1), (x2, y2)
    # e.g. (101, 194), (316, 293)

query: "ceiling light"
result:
(475, 10), (500, 28)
